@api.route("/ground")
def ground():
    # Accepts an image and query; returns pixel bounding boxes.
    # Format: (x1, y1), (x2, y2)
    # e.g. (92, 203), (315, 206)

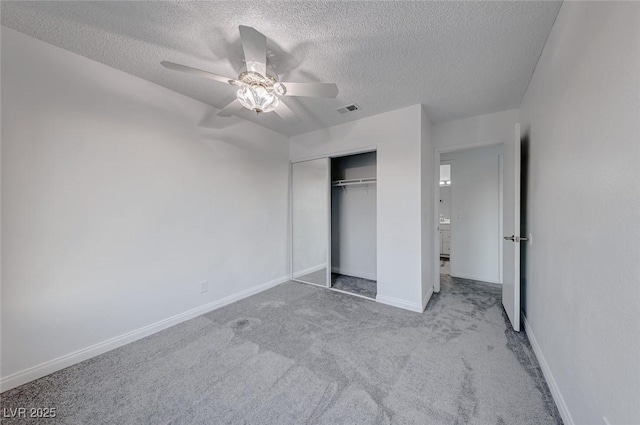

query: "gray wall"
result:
(519, 2), (640, 424)
(420, 106), (435, 308)
(1, 28), (290, 388)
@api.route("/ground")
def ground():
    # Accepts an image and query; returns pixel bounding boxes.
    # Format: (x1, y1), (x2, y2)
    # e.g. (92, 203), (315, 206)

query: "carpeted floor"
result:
(331, 273), (377, 299)
(441, 257), (451, 275)
(0, 277), (562, 425)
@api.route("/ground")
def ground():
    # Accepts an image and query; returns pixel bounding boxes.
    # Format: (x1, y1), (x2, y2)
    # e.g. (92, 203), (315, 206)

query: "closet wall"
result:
(331, 152), (377, 280)
(290, 104), (430, 312)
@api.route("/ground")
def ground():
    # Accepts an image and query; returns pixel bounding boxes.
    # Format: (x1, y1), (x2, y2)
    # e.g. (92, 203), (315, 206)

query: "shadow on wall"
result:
(520, 129), (530, 318)
(198, 105), (236, 130)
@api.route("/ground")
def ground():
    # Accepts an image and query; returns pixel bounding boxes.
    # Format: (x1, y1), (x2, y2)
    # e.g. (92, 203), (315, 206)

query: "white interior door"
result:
(502, 123), (522, 331)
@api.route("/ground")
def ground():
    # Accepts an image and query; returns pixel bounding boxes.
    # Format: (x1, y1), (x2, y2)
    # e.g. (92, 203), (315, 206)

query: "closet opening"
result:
(330, 151), (377, 299)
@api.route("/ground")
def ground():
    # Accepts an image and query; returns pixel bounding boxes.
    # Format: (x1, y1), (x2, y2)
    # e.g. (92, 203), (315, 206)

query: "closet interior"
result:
(330, 151), (377, 299)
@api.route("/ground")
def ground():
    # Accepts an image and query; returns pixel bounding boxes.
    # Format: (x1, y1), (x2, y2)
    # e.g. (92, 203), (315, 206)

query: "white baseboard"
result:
(292, 263), (326, 279)
(376, 294), (423, 313)
(331, 267), (376, 281)
(0, 275), (289, 393)
(421, 286), (434, 311)
(450, 272), (501, 285)
(523, 315), (574, 425)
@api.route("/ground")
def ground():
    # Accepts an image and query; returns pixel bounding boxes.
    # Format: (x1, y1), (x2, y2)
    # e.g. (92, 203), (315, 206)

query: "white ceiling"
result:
(1, 1), (561, 136)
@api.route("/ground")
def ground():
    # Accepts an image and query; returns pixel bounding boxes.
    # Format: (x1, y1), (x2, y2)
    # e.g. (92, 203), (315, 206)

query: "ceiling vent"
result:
(336, 103), (360, 114)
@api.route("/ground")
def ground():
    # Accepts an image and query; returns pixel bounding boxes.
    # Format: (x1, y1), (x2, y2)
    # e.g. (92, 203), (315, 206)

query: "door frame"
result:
(438, 160), (453, 265)
(432, 141), (504, 293)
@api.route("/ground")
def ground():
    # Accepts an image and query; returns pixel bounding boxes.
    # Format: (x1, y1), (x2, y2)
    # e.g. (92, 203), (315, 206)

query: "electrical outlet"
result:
(200, 280), (208, 293)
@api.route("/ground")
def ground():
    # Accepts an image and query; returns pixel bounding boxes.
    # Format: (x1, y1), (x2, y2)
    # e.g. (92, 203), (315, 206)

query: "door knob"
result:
(504, 235), (515, 241)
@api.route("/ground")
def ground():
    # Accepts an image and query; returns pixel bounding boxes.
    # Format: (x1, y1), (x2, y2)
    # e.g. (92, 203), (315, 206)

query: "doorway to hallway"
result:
(437, 145), (503, 288)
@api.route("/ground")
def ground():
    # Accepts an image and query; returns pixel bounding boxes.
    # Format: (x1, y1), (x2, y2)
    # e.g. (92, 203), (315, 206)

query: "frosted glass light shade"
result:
(237, 85), (279, 113)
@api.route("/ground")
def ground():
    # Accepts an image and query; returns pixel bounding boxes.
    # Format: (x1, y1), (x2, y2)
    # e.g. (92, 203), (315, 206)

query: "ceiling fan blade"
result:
(273, 100), (300, 124)
(217, 99), (245, 117)
(238, 25), (267, 77)
(160, 61), (236, 85)
(280, 82), (339, 98)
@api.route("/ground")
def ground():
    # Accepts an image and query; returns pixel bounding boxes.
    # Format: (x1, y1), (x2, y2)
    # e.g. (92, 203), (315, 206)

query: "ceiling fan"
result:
(161, 25), (339, 124)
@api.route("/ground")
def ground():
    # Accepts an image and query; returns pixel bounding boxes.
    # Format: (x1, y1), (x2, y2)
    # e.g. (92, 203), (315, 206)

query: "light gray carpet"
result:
(440, 258), (451, 275)
(331, 273), (377, 299)
(0, 277), (562, 424)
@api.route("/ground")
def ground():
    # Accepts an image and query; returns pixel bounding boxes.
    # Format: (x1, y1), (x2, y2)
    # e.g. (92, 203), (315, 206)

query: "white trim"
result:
(326, 157), (332, 288)
(328, 287), (375, 301)
(292, 279), (326, 288)
(0, 275), (289, 393)
(433, 151), (442, 292)
(523, 315), (575, 425)
(499, 153), (504, 284)
(450, 272), (502, 285)
(290, 145), (377, 164)
(432, 141), (505, 294)
(422, 286), (434, 311)
(376, 294), (423, 313)
(331, 267), (376, 281)
(437, 141), (504, 155)
(288, 161), (293, 280)
(512, 123), (521, 332)
(292, 263), (326, 279)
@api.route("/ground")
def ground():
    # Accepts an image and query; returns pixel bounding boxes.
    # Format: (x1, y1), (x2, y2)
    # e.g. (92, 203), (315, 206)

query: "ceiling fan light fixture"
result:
(161, 26), (338, 122)
(236, 85), (279, 114)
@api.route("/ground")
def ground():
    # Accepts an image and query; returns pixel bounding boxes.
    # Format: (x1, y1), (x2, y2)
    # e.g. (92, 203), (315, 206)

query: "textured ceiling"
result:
(1, 1), (561, 136)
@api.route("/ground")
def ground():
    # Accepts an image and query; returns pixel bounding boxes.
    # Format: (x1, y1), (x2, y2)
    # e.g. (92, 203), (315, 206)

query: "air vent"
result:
(336, 103), (360, 114)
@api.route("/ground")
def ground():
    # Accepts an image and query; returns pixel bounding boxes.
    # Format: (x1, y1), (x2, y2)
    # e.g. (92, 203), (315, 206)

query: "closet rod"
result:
(331, 177), (377, 187)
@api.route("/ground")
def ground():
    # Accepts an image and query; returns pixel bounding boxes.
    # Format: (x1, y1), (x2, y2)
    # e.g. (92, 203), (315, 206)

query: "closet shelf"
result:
(331, 177), (377, 187)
